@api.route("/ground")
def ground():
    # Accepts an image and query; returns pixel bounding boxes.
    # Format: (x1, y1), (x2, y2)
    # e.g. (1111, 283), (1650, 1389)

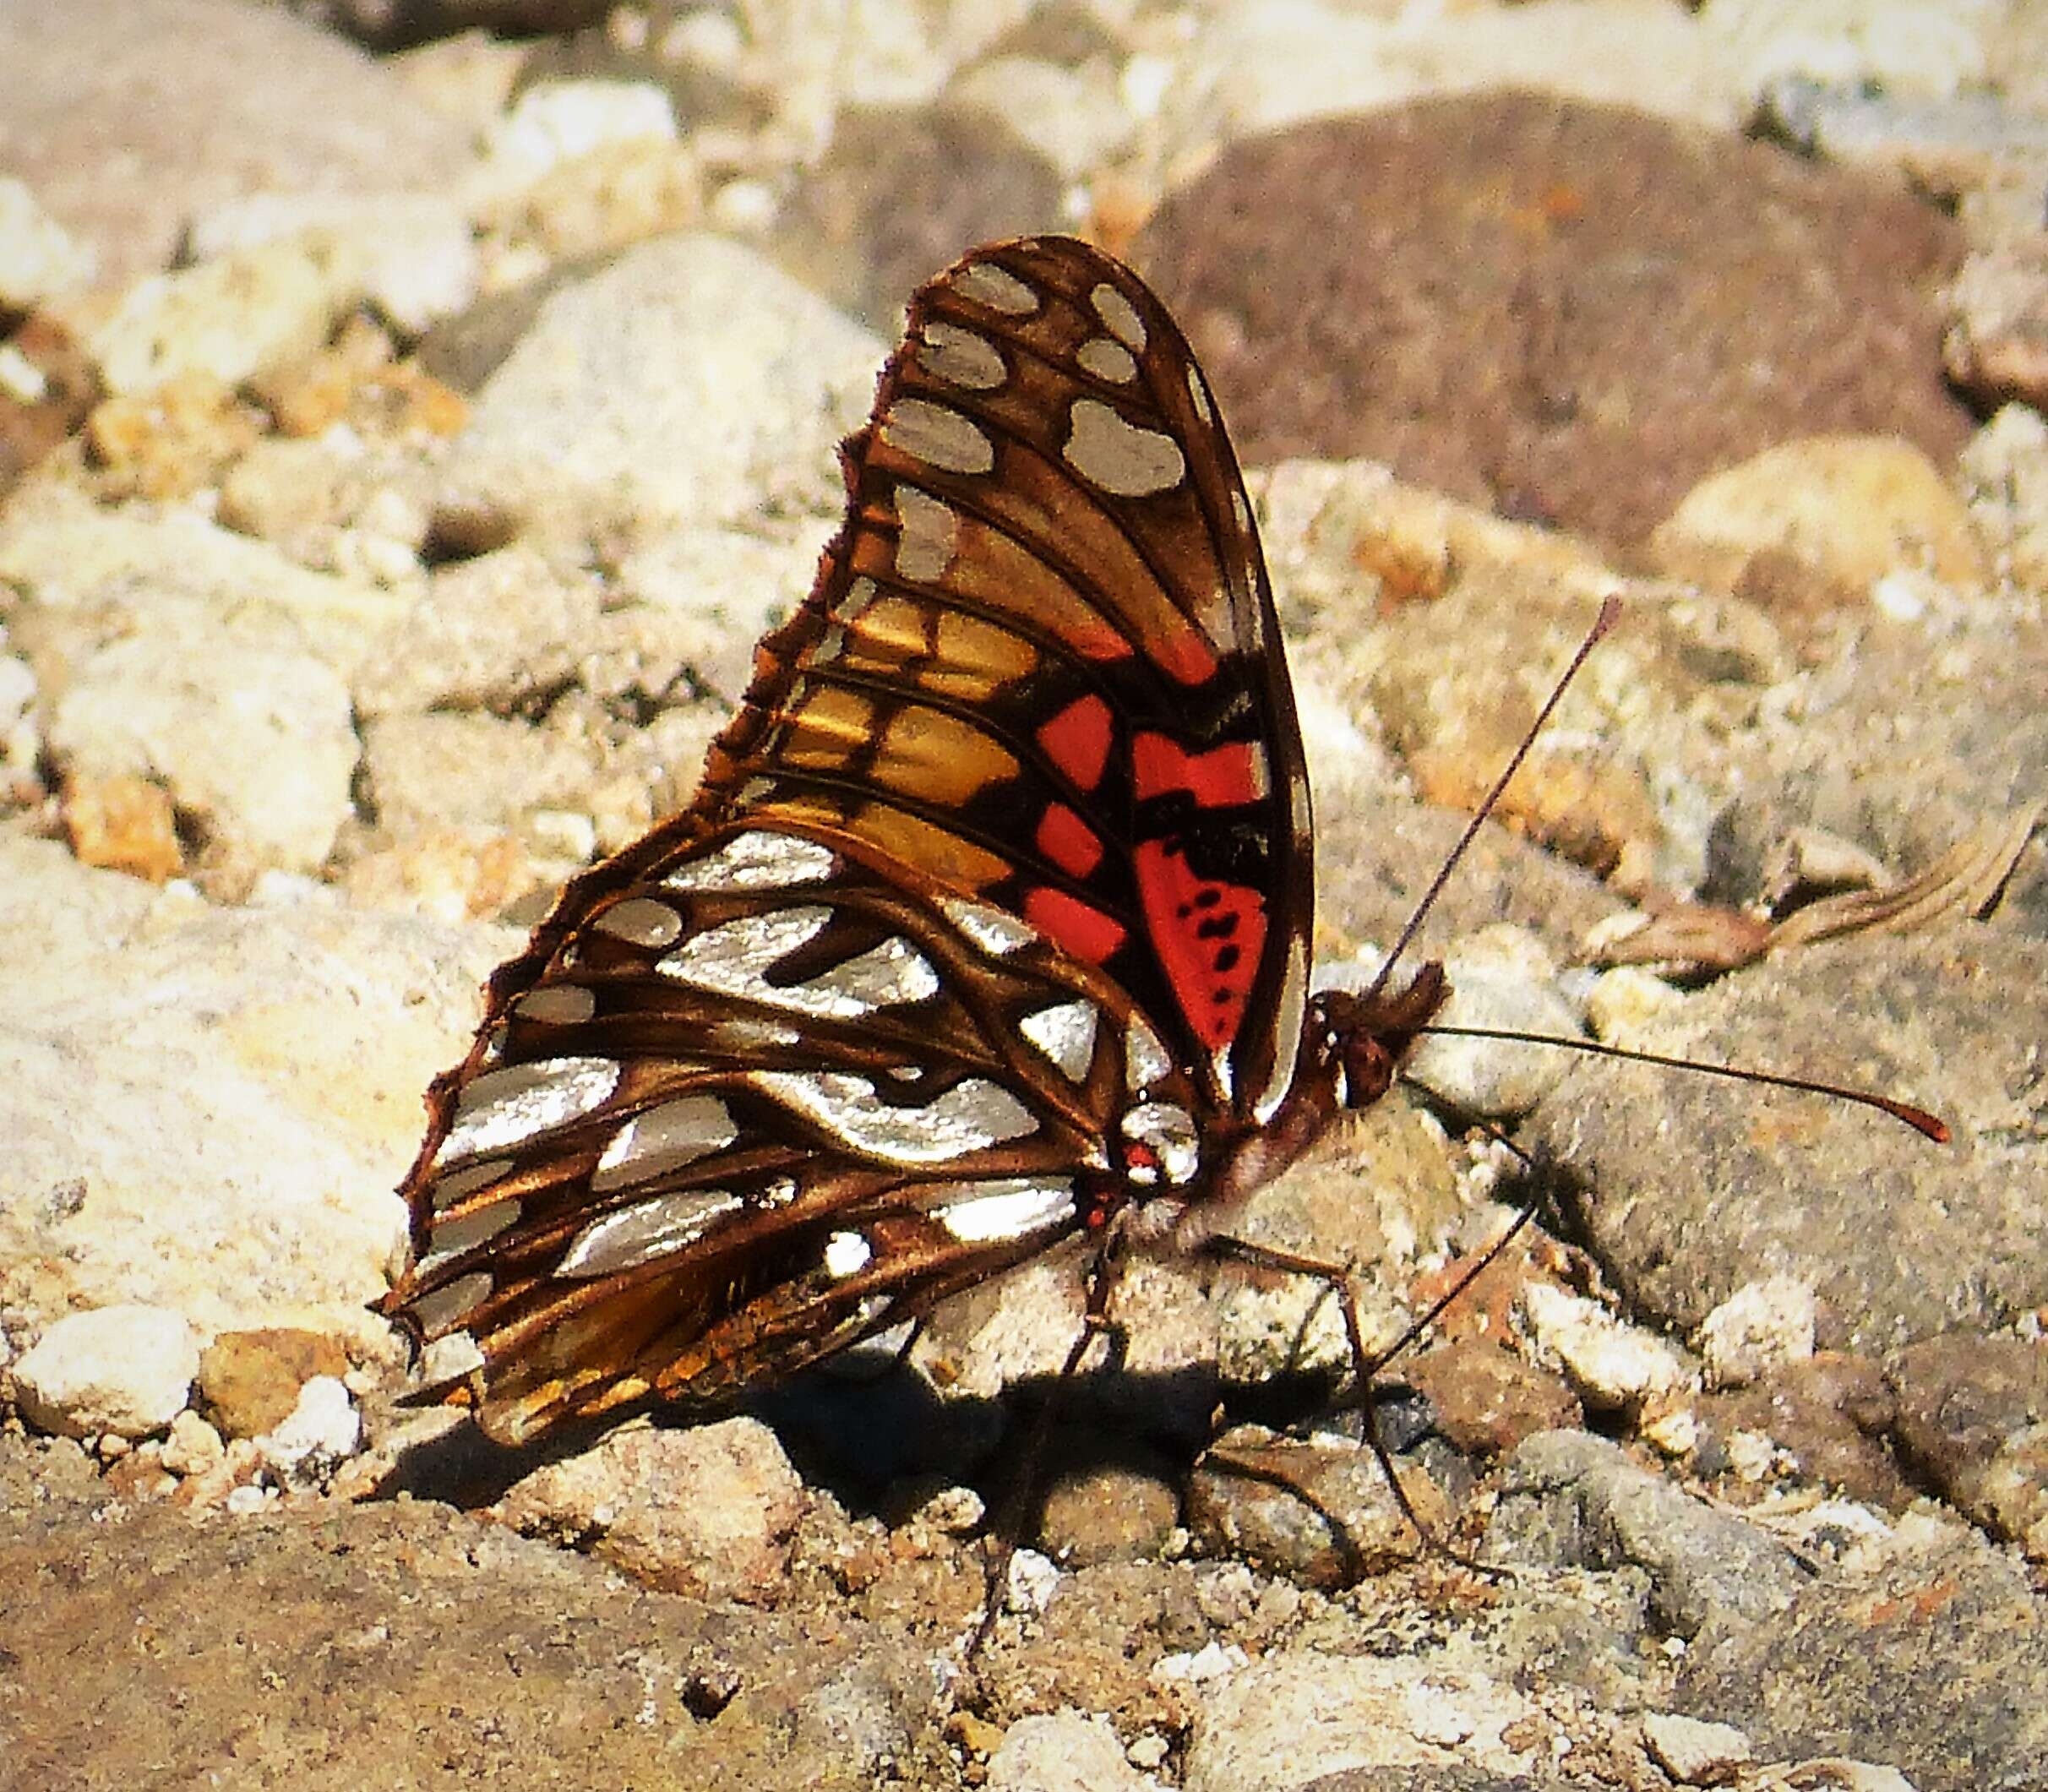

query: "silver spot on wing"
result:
(924, 1176), (1076, 1243)
(941, 892), (1036, 956)
(591, 1094), (740, 1193)
(750, 1070), (1035, 1163)
(409, 1271), (494, 1337)
(434, 1056), (621, 1165)
(558, 1186), (745, 1278)
(662, 830), (836, 891)
(1018, 999), (1098, 1082)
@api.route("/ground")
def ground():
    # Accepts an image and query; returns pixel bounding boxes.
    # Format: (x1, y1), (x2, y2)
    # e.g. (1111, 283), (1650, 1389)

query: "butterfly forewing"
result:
(382, 238), (1329, 1445)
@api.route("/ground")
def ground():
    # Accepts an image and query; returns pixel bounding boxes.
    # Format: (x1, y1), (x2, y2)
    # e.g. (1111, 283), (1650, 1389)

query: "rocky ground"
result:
(3, 2), (2048, 1789)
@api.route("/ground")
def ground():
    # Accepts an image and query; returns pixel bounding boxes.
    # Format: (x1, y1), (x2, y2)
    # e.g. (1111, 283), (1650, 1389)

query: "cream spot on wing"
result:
(1090, 281), (1147, 350)
(593, 896), (684, 949)
(918, 319), (1007, 389)
(591, 1094), (740, 1193)
(954, 260), (1039, 314)
(895, 484), (960, 582)
(513, 985), (596, 1026)
(1065, 398), (1185, 498)
(1186, 362), (1215, 425)
(1077, 336), (1137, 384)
(435, 1057), (621, 1164)
(881, 398), (996, 477)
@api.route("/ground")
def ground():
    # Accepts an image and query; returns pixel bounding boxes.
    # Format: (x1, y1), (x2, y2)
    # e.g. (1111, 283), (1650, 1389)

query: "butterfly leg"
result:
(967, 1227), (1127, 1664)
(1202, 1233), (1503, 1580)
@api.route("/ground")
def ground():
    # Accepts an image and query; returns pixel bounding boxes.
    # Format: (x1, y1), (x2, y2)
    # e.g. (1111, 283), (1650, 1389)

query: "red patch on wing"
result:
(1036, 694), (1114, 792)
(1135, 839), (1266, 1050)
(1035, 803), (1104, 879)
(1023, 886), (1127, 965)
(1131, 733), (1265, 809)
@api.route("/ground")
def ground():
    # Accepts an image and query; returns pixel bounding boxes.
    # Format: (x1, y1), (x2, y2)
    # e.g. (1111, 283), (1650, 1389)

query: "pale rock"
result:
(0, 175), (96, 305)
(187, 191), (481, 335)
(438, 234), (881, 550)
(490, 1418), (805, 1604)
(1697, 1275), (1819, 1389)
(14, 1304), (199, 1440)
(987, 1710), (1153, 1792)
(0, 834), (511, 1348)
(1642, 1709), (1753, 1783)
(1401, 923), (1585, 1119)
(256, 1375), (360, 1487)
(1649, 435), (1989, 597)
(75, 234), (371, 398)
(1519, 1283), (1689, 1410)
(161, 1408), (227, 1477)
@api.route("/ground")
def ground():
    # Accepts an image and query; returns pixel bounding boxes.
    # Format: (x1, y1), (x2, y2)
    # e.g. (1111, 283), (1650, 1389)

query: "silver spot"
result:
(428, 1158), (514, 1212)
(801, 935), (941, 1016)
(1125, 1016), (1171, 1090)
(954, 260), (1039, 314)
(513, 985), (596, 1026)
(435, 1056), (621, 1165)
(594, 896), (684, 949)
(420, 1201), (519, 1274)
(663, 830), (836, 891)
(1090, 281), (1147, 350)
(659, 905), (831, 1002)
(895, 484), (960, 583)
(591, 1094), (740, 1193)
(839, 575), (880, 620)
(1018, 999), (1098, 1082)
(1187, 362), (1215, 425)
(752, 1070), (1036, 1163)
(941, 893), (1036, 956)
(824, 1230), (873, 1277)
(409, 1271), (493, 1337)
(1077, 336), (1137, 384)
(1122, 1100), (1201, 1185)
(420, 1331), (484, 1382)
(881, 398), (996, 477)
(1230, 488), (1252, 533)
(927, 1177), (1076, 1243)
(714, 1017), (802, 1050)
(918, 320), (1007, 389)
(1254, 940), (1310, 1124)
(1065, 398), (1185, 498)
(558, 1187), (744, 1278)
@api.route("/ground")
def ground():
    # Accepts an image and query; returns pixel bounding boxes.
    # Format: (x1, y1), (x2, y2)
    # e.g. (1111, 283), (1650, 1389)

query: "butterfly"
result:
(379, 235), (1506, 1447)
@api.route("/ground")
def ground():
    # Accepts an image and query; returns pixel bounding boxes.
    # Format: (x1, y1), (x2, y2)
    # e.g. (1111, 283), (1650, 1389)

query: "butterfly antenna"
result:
(1366, 595), (1621, 1005)
(1420, 1024), (1949, 1141)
